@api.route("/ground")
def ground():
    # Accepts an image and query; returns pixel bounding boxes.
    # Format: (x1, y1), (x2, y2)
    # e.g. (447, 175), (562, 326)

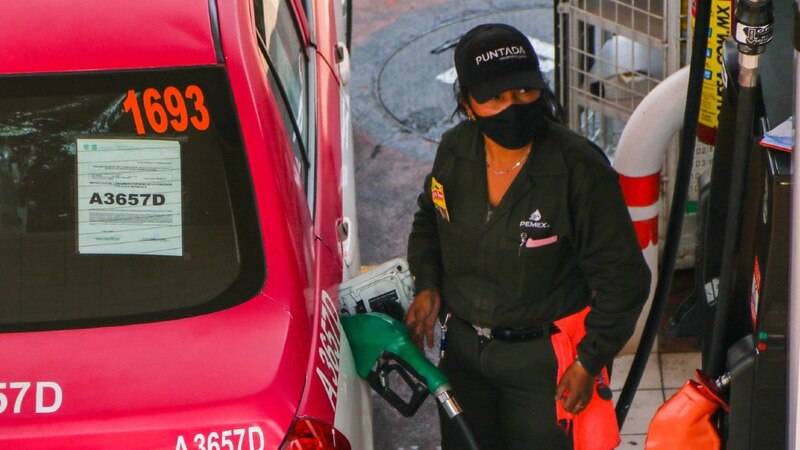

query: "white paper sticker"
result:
(77, 138), (182, 256)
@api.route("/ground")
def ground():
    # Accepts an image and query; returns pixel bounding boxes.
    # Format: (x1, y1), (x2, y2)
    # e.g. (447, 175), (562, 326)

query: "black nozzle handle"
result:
(366, 353), (431, 417)
(434, 386), (480, 450)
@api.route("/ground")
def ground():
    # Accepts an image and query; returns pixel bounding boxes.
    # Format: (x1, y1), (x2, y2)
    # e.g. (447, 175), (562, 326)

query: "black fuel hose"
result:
(435, 386), (480, 450)
(452, 413), (480, 450)
(614, 0), (712, 427)
(704, 85), (758, 377)
(705, 0), (774, 378)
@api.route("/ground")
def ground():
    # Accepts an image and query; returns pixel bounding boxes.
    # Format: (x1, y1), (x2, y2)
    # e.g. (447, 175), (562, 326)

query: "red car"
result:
(0, 0), (371, 448)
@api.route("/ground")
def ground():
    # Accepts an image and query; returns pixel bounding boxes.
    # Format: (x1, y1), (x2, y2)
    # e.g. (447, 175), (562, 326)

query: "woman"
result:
(405, 23), (651, 450)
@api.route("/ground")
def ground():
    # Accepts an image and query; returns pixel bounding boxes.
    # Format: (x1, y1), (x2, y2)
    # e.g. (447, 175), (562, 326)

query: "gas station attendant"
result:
(405, 23), (651, 450)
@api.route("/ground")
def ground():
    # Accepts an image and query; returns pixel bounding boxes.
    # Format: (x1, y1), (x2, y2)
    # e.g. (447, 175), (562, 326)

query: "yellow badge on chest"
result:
(431, 177), (450, 222)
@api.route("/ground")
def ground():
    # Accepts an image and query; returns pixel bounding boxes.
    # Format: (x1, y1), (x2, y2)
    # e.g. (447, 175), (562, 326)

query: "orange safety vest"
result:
(551, 307), (620, 450)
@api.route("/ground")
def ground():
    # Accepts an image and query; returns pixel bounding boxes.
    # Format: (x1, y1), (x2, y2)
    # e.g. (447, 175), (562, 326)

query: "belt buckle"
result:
(472, 325), (493, 339)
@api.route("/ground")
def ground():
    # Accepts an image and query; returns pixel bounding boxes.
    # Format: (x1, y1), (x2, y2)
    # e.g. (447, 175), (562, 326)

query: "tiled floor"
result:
(612, 351), (703, 448)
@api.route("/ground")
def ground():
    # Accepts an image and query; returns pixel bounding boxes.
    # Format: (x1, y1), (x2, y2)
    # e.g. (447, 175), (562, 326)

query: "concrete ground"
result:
(352, 0), (555, 266)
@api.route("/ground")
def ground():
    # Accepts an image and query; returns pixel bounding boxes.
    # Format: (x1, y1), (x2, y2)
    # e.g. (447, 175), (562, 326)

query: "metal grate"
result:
(557, 0), (699, 267)
(557, 0), (688, 158)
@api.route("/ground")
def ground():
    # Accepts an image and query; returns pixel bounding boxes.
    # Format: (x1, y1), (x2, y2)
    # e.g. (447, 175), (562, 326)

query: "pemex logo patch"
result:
(519, 208), (556, 249)
(520, 209), (549, 229)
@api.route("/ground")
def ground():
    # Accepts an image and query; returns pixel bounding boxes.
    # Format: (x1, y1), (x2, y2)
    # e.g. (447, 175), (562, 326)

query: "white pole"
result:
(613, 66), (690, 354)
(789, 3), (800, 448)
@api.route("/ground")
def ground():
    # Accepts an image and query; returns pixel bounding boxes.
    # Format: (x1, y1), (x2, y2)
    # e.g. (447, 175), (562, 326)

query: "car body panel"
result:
(0, 0), (218, 74)
(0, 298), (303, 449)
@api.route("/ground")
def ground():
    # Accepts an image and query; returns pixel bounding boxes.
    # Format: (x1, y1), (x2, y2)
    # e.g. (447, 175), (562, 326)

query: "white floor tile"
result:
(659, 352), (702, 389)
(610, 352), (662, 391)
(616, 434), (646, 448)
(617, 389), (664, 435)
(663, 388), (679, 399)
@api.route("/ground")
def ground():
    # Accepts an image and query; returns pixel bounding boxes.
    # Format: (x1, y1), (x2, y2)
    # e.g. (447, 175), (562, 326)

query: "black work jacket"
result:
(407, 119), (651, 375)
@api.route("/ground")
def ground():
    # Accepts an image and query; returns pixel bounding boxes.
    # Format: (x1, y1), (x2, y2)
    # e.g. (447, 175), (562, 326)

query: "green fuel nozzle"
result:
(336, 259), (479, 447)
(340, 312), (449, 416)
(341, 312), (480, 449)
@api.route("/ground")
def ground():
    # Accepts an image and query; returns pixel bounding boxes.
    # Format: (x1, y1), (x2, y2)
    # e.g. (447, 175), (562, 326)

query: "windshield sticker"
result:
(77, 138), (183, 257)
(124, 86), (210, 135)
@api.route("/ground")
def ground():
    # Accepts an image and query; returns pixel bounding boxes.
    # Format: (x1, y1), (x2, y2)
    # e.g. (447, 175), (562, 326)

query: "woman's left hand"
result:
(555, 360), (594, 414)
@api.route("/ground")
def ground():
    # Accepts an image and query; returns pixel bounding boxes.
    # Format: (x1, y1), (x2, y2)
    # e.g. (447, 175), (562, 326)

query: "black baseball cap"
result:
(454, 23), (547, 103)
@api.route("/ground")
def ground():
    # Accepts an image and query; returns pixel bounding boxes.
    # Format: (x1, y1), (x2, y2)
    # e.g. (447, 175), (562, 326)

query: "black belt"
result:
(456, 316), (560, 342)
(489, 323), (560, 341)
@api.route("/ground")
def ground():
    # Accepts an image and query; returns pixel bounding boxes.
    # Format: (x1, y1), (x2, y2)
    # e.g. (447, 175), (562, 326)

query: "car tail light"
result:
(280, 417), (352, 450)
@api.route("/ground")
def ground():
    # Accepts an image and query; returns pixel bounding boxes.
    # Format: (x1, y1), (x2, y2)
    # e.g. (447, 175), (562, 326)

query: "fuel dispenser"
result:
(617, 0), (797, 447)
(689, 1), (791, 447)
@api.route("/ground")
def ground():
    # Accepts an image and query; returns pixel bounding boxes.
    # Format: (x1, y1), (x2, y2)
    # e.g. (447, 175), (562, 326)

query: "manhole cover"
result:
(377, 7), (555, 143)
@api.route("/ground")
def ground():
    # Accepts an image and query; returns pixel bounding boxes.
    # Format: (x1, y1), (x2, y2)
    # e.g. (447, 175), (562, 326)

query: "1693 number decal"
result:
(123, 86), (210, 135)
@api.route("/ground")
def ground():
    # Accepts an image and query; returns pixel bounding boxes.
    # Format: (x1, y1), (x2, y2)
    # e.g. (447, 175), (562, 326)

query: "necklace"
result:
(486, 150), (531, 175)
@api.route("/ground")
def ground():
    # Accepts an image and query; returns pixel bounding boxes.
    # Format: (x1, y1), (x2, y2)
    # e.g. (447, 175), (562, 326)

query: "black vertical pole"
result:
(615, 0), (712, 427)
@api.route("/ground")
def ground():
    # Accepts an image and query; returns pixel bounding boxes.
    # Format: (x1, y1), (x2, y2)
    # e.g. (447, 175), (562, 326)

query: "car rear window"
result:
(0, 67), (264, 331)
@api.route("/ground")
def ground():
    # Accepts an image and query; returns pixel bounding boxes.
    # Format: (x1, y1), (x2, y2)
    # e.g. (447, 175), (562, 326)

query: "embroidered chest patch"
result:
(518, 209), (556, 248)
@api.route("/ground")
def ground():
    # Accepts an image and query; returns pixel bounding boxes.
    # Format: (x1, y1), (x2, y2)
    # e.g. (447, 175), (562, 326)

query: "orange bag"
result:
(551, 308), (620, 450)
(645, 371), (727, 450)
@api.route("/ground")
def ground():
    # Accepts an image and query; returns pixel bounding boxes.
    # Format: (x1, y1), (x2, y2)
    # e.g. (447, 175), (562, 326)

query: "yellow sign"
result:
(431, 177), (450, 222)
(696, 0), (733, 130)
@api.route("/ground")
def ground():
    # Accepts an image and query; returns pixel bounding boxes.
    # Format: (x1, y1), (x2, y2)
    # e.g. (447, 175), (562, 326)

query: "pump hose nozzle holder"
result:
(734, 0), (774, 55)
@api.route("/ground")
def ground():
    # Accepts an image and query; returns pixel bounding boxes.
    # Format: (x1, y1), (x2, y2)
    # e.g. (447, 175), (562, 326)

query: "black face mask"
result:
(473, 100), (546, 150)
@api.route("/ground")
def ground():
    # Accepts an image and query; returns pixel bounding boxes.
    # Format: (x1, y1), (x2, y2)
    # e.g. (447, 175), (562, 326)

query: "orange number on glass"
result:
(186, 85), (210, 131)
(123, 85), (210, 134)
(143, 88), (169, 133)
(123, 89), (145, 134)
(164, 87), (188, 132)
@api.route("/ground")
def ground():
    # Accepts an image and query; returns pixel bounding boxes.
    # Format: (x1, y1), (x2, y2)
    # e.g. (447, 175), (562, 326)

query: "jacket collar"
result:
(523, 120), (570, 177)
(448, 119), (571, 177)
(477, 120), (571, 231)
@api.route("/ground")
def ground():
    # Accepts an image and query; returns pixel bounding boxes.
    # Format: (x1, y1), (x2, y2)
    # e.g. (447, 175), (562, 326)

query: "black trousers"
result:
(438, 317), (571, 450)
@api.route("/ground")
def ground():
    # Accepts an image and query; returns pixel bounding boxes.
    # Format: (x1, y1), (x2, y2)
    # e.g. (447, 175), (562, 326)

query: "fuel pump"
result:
(705, 0), (775, 378)
(338, 260), (480, 450)
(635, 0), (796, 447)
(789, 5), (800, 448)
(613, 0), (797, 446)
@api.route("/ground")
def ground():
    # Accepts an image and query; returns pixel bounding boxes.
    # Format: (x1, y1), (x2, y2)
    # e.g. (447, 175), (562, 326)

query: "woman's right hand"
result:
(404, 289), (441, 351)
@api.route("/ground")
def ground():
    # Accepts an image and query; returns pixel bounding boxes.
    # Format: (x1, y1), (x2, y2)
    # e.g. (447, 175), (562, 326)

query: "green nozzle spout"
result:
(341, 312), (449, 394)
